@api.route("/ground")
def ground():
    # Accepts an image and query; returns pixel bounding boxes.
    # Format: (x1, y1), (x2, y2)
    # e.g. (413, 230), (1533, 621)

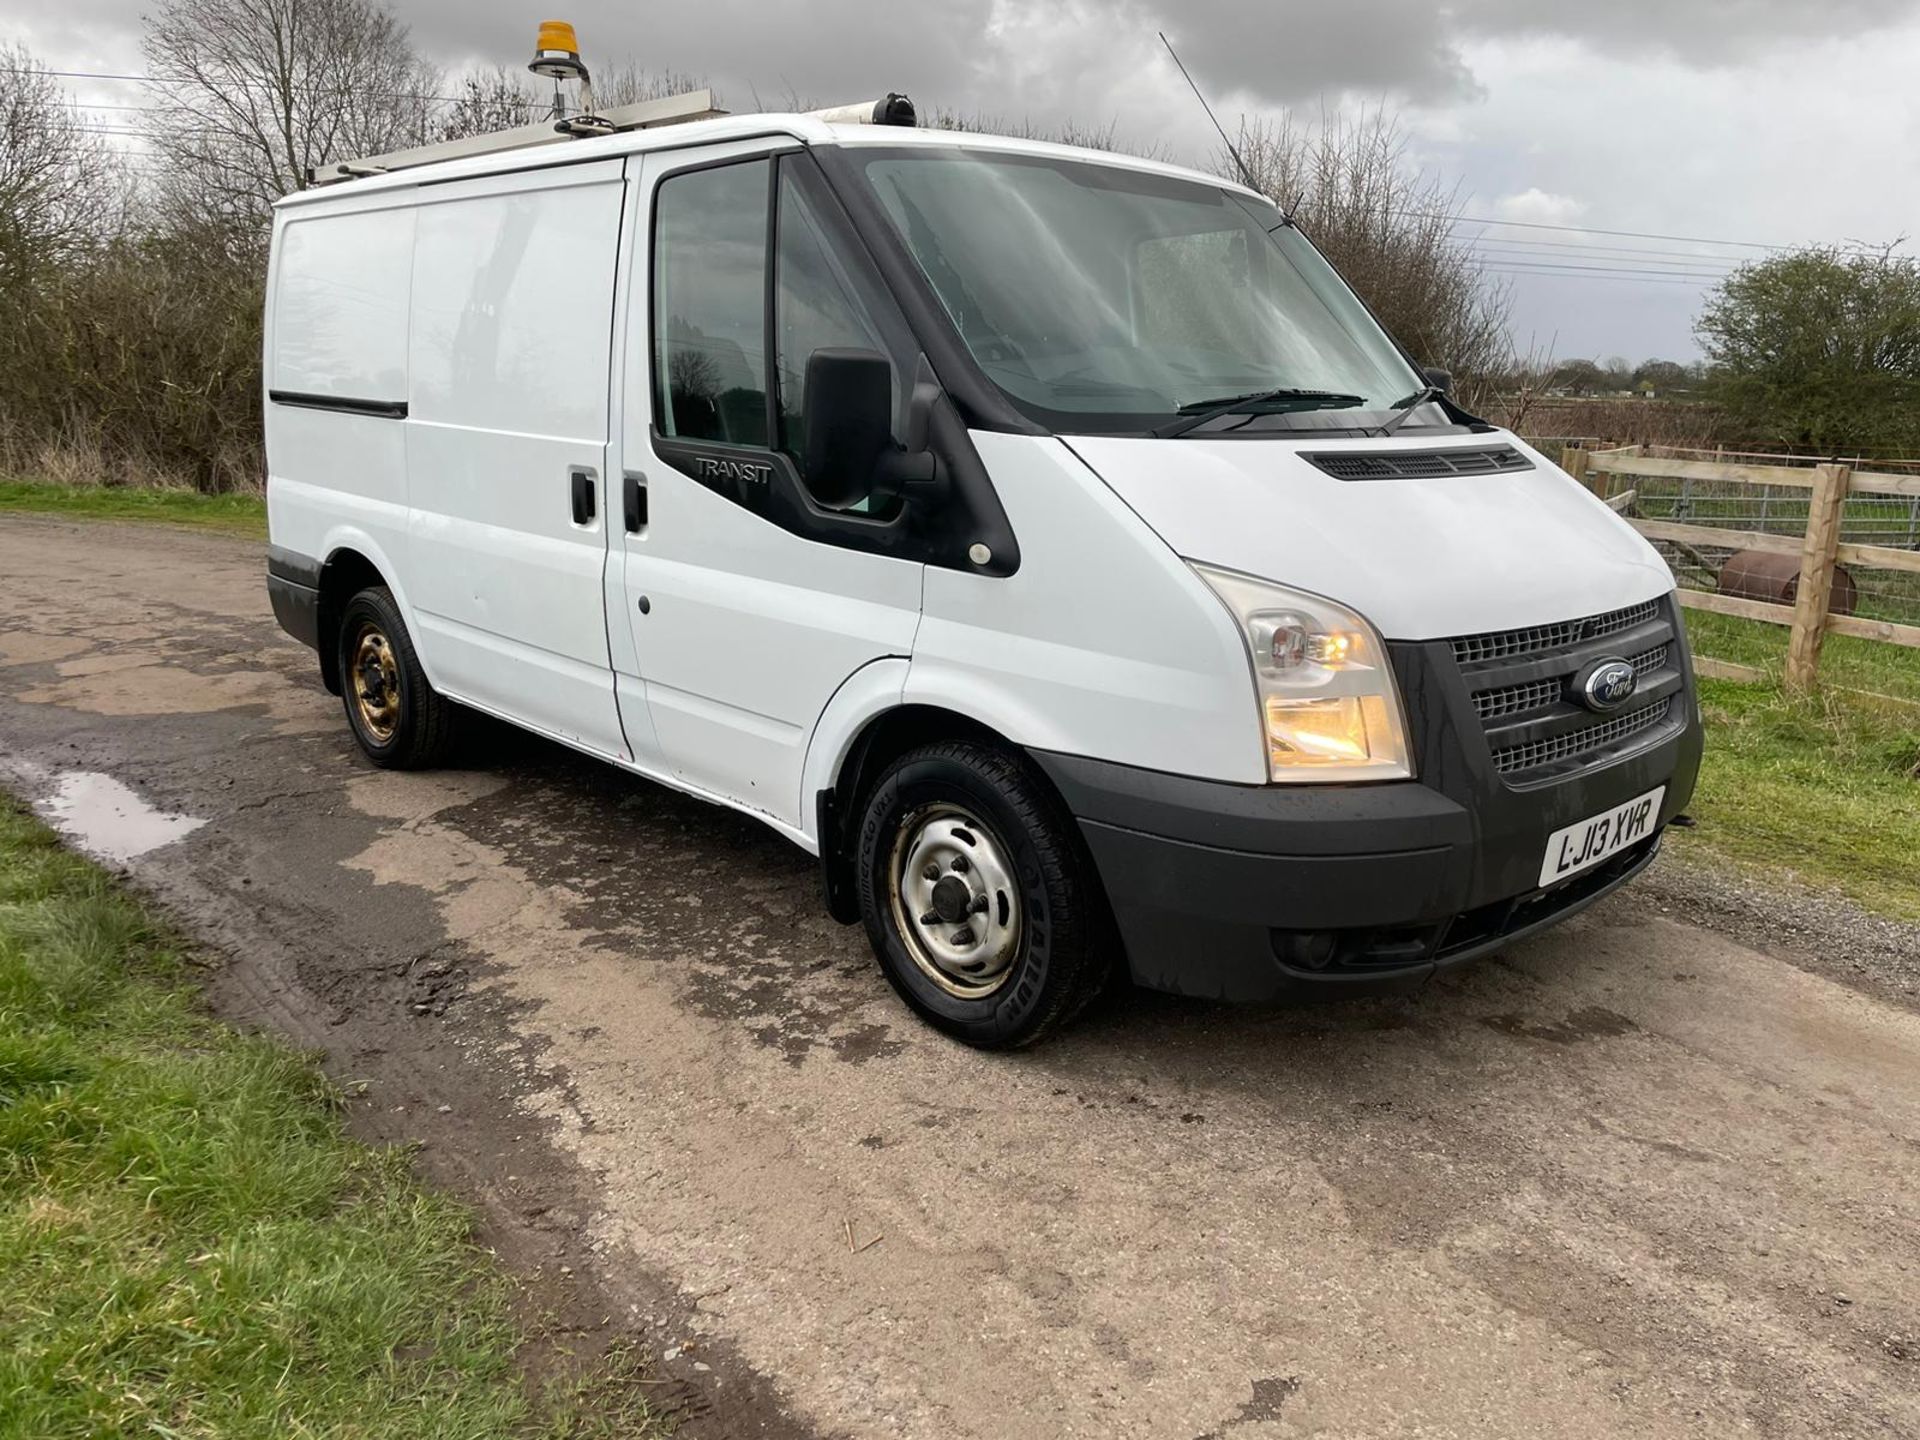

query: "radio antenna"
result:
(1159, 31), (1257, 195)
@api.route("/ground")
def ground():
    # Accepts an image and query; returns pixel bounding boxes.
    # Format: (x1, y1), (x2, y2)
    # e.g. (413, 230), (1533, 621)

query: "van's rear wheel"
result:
(336, 587), (453, 769)
(856, 741), (1109, 1048)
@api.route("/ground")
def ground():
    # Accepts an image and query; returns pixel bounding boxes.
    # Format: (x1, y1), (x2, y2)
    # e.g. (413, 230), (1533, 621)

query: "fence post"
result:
(1563, 445), (1600, 498)
(1785, 462), (1851, 694)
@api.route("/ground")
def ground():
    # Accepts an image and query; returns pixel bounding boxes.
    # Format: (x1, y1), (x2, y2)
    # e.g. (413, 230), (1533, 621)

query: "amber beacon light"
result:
(530, 20), (587, 81)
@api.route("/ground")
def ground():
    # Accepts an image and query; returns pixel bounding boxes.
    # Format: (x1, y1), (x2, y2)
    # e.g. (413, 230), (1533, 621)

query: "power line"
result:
(1462, 236), (1753, 264)
(1481, 268), (1713, 287)
(1465, 242), (1735, 267)
(1466, 253), (1735, 278)
(1474, 261), (1735, 280)
(1478, 259), (1726, 280)
(1480, 261), (1720, 284)
(1439, 210), (1848, 253)
(13, 60), (1888, 265)
(1443, 212), (1786, 250)
(4, 65), (151, 83)
(3, 62), (475, 105)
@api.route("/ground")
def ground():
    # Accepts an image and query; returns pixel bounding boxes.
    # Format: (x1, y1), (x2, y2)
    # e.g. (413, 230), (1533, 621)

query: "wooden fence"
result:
(1562, 444), (1920, 692)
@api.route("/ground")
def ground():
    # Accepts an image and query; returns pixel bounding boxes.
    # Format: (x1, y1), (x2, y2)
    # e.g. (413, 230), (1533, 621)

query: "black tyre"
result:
(855, 740), (1110, 1048)
(335, 586), (453, 769)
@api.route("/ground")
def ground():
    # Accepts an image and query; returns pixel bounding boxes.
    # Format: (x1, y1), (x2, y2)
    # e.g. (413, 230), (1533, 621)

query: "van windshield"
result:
(852, 148), (1435, 436)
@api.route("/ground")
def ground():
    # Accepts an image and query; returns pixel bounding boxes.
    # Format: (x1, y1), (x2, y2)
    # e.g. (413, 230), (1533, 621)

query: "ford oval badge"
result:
(1575, 657), (1638, 713)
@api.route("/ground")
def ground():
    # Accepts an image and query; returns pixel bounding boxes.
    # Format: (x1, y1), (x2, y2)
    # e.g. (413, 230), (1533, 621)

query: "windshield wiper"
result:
(1374, 385), (1443, 439)
(1156, 388), (1370, 439)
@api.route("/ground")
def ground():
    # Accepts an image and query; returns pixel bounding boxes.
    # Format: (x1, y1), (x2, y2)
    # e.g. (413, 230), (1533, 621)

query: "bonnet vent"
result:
(1304, 446), (1533, 481)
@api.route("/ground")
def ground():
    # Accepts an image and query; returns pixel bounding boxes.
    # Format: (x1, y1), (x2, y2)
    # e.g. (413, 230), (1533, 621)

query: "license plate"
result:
(1537, 786), (1665, 888)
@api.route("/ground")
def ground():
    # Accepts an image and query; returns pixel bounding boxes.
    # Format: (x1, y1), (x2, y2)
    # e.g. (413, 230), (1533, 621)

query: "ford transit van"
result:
(264, 107), (1700, 1047)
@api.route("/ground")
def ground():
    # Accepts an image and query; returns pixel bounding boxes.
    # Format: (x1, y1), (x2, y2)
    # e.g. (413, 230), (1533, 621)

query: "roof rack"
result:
(307, 89), (919, 189)
(308, 89), (727, 186)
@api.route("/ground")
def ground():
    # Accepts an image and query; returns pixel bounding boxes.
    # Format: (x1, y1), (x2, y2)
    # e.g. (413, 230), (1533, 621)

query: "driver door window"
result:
(653, 158), (770, 447)
(651, 154), (908, 516)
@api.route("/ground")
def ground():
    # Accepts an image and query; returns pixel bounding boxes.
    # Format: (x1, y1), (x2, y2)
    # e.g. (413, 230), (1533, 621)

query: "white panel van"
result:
(264, 109), (1701, 1047)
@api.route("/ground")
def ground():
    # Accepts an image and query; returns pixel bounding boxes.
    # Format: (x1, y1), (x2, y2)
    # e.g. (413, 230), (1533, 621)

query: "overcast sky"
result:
(14, 0), (1920, 361)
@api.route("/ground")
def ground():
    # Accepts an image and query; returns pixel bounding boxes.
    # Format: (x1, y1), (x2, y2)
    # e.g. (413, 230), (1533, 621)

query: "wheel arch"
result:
(814, 701), (1062, 925)
(312, 534), (422, 695)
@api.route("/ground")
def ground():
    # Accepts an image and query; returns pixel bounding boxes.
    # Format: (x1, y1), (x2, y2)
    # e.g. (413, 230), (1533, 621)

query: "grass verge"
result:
(1684, 608), (1920, 705)
(0, 797), (665, 1439)
(1681, 606), (1920, 919)
(0, 481), (266, 538)
(1674, 673), (1920, 922)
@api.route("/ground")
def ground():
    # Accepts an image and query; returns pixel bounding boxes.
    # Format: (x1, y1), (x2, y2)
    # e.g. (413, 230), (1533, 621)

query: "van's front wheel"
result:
(856, 741), (1109, 1048)
(336, 586), (453, 769)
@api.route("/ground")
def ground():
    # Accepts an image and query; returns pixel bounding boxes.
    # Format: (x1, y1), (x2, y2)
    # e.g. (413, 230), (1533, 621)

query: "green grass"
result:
(1678, 609), (1920, 917)
(0, 798), (665, 1439)
(1675, 673), (1920, 921)
(1684, 608), (1920, 704)
(0, 481), (266, 538)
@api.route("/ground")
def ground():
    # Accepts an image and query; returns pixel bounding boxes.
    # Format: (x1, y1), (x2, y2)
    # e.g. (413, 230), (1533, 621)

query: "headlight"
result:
(1190, 562), (1413, 784)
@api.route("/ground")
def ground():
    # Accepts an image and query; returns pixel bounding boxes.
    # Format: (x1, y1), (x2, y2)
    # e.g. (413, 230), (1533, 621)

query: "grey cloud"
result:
(394, 0), (1001, 111)
(1116, 1), (1485, 108)
(1452, 0), (1920, 64)
(375, 0), (1478, 142)
(409, 0), (1919, 125)
(22, 0), (1919, 123)
(1091, 0), (1920, 112)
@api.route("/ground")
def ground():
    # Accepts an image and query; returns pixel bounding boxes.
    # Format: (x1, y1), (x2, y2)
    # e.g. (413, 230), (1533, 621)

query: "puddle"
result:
(38, 771), (206, 864)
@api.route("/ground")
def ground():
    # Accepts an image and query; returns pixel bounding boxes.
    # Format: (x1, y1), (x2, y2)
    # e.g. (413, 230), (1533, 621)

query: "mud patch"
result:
(0, 632), (91, 666)
(429, 738), (901, 1071)
(830, 1022), (906, 1064)
(1482, 1006), (1639, 1044)
(21, 660), (333, 735)
(1197, 1376), (1301, 1438)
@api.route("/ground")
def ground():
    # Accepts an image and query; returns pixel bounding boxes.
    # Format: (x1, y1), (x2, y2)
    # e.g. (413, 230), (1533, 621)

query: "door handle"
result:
(623, 472), (648, 534)
(570, 468), (597, 525)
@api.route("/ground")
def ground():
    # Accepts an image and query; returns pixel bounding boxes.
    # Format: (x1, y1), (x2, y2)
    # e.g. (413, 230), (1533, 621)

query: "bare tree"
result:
(142, 0), (440, 243)
(0, 45), (119, 287)
(438, 65), (540, 141)
(924, 107), (1169, 160)
(1219, 107), (1512, 396)
(438, 60), (712, 142)
(592, 61), (709, 110)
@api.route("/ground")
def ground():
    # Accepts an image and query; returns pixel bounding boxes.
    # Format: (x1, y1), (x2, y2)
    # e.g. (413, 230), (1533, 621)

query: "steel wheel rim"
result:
(888, 802), (1022, 998)
(349, 623), (401, 743)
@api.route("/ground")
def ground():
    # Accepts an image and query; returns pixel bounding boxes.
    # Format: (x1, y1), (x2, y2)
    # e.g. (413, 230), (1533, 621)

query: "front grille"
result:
(1305, 446), (1533, 481)
(1491, 698), (1674, 776)
(1444, 598), (1686, 785)
(1471, 644), (1670, 722)
(1450, 599), (1663, 666)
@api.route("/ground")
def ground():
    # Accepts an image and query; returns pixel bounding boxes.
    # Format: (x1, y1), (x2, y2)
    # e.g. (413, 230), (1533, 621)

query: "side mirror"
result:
(1422, 366), (1454, 395)
(802, 349), (894, 510)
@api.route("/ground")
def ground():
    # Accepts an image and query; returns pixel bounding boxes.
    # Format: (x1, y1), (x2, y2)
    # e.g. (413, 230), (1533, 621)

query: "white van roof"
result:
(274, 112), (1265, 212)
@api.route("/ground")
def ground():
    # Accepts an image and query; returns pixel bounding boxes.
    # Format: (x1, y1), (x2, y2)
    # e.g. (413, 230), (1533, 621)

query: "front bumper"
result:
(1032, 620), (1703, 1002)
